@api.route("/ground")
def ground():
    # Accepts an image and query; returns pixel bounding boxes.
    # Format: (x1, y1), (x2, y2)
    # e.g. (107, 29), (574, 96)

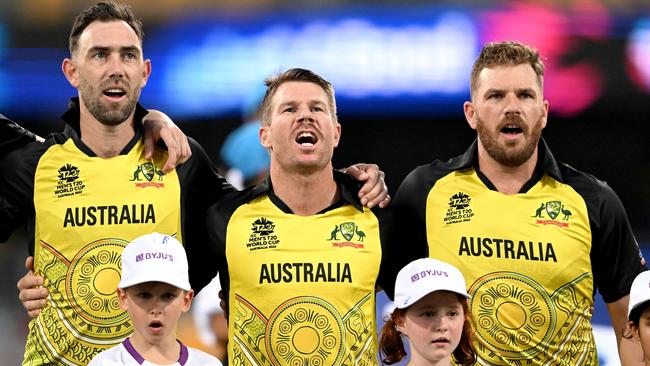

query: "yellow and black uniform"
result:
(206, 171), (417, 366)
(0, 99), (232, 366)
(0, 114), (36, 157)
(393, 139), (645, 366)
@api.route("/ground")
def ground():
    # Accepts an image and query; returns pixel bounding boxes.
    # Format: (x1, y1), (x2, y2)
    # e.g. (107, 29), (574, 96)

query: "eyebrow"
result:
(484, 87), (537, 95)
(277, 100), (327, 108)
(87, 45), (141, 55)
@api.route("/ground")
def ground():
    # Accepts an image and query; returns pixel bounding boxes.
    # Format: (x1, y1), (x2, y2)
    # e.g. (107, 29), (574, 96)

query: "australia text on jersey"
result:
(459, 236), (558, 262)
(63, 204), (156, 227)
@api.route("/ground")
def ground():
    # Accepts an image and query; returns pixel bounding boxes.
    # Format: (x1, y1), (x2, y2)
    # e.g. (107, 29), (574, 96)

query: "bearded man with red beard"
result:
(392, 41), (645, 366)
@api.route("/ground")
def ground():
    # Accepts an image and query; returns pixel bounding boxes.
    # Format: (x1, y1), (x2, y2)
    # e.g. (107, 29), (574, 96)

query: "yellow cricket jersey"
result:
(0, 99), (230, 366)
(206, 172), (417, 366)
(393, 139), (645, 366)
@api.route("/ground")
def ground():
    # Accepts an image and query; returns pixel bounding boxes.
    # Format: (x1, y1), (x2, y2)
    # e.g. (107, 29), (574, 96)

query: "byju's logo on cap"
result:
(135, 252), (174, 262)
(394, 258), (469, 309)
(118, 232), (191, 291)
(411, 269), (449, 283)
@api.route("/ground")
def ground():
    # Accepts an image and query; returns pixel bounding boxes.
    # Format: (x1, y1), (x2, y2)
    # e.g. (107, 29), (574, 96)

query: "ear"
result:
(181, 289), (194, 312)
(627, 320), (640, 340)
(62, 58), (79, 88)
(394, 314), (408, 336)
(260, 124), (272, 149)
(333, 122), (341, 148)
(140, 59), (152, 88)
(463, 101), (477, 130)
(541, 99), (549, 129)
(117, 288), (129, 311)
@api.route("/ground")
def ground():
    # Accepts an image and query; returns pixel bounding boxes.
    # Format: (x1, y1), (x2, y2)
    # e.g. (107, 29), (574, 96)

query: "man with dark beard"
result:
(392, 41), (645, 365)
(0, 3), (234, 365)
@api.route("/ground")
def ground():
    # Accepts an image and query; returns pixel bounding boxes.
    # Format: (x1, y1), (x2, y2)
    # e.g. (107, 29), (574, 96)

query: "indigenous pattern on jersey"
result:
(393, 139), (644, 366)
(88, 338), (223, 366)
(0, 99), (230, 366)
(207, 172), (412, 366)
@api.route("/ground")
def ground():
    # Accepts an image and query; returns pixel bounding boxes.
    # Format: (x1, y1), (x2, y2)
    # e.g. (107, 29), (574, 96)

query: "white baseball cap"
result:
(118, 232), (191, 291)
(628, 270), (650, 319)
(394, 258), (469, 309)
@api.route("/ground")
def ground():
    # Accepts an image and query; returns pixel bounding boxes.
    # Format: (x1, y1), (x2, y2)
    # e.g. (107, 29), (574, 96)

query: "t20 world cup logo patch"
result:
(444, 191), (474, 225)
(246, 217), (280, 251)
(55, 163), (85, 198)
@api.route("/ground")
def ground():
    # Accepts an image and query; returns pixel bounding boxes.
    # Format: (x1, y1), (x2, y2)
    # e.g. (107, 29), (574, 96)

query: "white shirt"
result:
(89, 338), (223, 366)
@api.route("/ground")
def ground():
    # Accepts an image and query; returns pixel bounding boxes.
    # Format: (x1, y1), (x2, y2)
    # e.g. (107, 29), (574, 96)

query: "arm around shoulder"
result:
(0, 115), (39, 156)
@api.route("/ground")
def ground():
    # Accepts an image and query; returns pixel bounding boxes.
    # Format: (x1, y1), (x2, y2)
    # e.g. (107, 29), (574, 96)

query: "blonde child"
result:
(379, 258), (476, 366)
(89, 233), (222, 366)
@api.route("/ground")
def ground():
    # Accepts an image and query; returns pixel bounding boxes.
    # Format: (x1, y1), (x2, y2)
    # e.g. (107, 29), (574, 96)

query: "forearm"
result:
(608, 297), (644, 366)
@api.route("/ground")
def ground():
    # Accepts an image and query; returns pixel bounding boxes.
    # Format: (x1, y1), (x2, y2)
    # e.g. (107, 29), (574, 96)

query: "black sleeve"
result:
(376, 164), (448, 300)
(591, 184), (645, 302)
(391, 165), (435, 259)
(0, 115), (37, 157)
(205, 188), (255, 319)
(376, 206), (427, 300)
(0, 141), (43, 246)
(177, 137), (237, 293)
(567, 168), (646, 303)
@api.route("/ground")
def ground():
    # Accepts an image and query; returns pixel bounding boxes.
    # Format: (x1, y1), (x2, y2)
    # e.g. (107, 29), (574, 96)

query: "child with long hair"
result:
(379, 258), (476, 366)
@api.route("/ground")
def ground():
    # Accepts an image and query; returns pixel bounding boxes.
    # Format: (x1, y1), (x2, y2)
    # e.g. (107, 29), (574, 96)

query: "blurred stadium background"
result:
(1, 0), (649, 364)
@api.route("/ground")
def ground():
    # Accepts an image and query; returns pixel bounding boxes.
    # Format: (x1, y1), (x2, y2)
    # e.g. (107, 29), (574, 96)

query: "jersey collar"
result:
(123, 337), (189, 365)
(455, 138), (564, 192)
(60, 97), (149, 157)
(250, 170), (365, 214)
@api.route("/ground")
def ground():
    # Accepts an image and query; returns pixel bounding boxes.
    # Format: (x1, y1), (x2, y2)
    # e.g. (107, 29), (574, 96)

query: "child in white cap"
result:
(89, 233), (222, 366)
(627, 270), (650, 365)
(379, 258), (476, 366)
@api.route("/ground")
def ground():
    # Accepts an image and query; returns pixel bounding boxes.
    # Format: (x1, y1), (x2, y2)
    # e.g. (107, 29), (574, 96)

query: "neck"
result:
(406, 354), (451, 366)
(129, 333), (180, 364)
(78, 107), (135, 158)
(269, 164), (339, 216)
(477, 144), (538, 195)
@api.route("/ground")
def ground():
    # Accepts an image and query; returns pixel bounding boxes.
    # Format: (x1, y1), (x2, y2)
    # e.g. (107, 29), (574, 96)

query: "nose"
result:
(296, 107), (314, 123)
(149, 299), (164, 315)
(106, 55), (125, 79)
(503, 94), (521, 115)
(433, 317), (448, 332)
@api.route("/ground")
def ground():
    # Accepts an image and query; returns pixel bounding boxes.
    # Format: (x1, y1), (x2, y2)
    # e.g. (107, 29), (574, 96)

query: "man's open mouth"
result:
(501, 124), (523, 134)
(296, 131), (317, 146)
(103, 88), (126, 98)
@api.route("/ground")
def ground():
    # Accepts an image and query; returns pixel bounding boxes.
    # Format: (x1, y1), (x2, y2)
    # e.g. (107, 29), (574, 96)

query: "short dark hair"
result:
(630, 300), (650, 327)
(470, 41), (544, 98)
(69, 2), (144, 56)
(261, 68), (338, 126)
